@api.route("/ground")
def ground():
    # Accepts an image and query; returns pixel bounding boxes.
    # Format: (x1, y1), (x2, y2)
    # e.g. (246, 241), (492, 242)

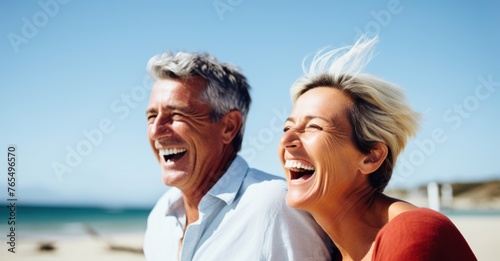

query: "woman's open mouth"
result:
(285, 160), (315, 181)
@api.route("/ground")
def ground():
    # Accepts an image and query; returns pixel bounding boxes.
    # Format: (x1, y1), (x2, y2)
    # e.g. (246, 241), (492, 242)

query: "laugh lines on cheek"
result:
(315, 136), (339, 194)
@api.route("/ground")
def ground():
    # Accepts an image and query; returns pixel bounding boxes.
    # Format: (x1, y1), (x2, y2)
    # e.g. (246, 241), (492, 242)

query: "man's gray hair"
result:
(148, 52), (251, 152)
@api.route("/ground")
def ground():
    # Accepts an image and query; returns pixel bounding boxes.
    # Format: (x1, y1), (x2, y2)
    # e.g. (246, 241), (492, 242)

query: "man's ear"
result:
(220, 110), (242, 145)
(359, 142), (388, 175)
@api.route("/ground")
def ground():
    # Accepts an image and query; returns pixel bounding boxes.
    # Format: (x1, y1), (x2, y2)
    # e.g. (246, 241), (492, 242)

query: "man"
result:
(144, 51), (333, 260)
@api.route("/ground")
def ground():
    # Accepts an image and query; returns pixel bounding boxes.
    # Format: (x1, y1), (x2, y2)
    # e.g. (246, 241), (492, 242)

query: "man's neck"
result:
(182, 195), (201, 228)
(180, 152), (237, 227)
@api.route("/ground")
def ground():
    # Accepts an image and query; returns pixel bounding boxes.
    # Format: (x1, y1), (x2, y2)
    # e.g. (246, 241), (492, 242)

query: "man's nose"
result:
(149, 115), (173, 140)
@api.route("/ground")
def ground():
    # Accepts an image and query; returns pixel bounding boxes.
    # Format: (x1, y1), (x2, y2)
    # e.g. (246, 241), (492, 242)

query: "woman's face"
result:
(279, 87), (367, 211)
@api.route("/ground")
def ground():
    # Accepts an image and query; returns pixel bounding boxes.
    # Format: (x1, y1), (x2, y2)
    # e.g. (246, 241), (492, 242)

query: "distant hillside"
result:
(386, 180), (500, 210)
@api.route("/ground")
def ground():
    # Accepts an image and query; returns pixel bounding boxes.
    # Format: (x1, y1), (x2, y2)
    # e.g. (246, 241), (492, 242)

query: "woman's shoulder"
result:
(389, 207), (451, 226)
(379, 208), (462, 242)
(372, 208), (476, 260)
(383, 198), (452, 229)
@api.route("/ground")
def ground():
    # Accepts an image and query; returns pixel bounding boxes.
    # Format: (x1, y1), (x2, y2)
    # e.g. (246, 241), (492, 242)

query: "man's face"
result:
(146, 77), (230, 193)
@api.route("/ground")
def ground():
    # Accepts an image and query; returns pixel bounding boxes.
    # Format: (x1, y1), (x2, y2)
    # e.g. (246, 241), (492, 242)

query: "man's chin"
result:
(161, 170), (188, 187)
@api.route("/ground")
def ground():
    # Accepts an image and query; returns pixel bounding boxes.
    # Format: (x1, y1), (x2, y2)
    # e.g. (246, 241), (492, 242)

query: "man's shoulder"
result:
(243, 168), (287, 195)
(233, 167), (294, 217)
(237, 168), (335, 259)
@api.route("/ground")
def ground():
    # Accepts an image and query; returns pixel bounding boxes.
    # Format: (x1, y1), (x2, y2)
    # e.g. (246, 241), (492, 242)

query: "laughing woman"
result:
(279, 36), (476, 261)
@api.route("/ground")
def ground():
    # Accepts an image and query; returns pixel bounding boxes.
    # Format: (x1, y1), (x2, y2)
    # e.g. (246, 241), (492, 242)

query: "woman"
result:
(278, 36), (476, 260)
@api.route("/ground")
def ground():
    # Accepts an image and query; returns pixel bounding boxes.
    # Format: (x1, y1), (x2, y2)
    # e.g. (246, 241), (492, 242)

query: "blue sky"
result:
(1, 0), (499, 208)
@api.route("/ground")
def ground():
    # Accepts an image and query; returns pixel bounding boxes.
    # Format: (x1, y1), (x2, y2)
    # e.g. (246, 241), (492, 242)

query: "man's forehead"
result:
(148, 78), (209, 111)
(153, 77), (202, 93)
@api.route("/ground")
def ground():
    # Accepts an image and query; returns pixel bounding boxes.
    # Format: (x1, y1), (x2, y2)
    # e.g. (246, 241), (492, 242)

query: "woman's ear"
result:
(359, 142), (388, 175)
(220, 110), (242, 145)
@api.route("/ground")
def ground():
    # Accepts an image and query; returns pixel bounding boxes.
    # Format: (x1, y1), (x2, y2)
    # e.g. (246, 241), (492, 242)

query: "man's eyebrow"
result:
(146, 104), (191, 116)
(163, 104), (192, 113)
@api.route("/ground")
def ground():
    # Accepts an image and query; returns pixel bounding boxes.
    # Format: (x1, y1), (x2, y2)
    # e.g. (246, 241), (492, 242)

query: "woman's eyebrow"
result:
(285, 115), (331, 123)
(285, 115), (330, 123)
(303, 115), (330, 122)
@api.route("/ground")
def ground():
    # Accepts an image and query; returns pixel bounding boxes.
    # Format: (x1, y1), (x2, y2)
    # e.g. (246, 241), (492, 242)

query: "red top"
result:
(372, 208), (476, 261)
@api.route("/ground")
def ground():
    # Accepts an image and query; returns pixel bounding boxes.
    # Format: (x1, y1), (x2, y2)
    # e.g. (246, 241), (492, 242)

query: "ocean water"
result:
(0, 206), (150, 240)
(442, 208), (500, 217)
(2, 205), (499, 241)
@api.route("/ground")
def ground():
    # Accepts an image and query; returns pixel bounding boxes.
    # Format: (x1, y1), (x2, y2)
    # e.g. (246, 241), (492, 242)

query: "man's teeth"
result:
(285, 160), (315, 171)
(159, 148), (187, 156)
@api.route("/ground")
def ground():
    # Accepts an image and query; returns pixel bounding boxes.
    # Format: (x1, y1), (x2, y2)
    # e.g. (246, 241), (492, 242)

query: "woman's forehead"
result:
(293, 88), (352, 116)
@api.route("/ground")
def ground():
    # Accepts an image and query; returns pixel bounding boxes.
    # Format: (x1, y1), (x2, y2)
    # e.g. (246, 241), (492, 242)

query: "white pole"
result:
(427, 182), (440, 211)
(441, 183), (453, 209)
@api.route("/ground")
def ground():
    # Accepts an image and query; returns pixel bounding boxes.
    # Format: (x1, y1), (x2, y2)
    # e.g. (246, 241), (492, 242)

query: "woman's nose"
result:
(280, 129), (301, 149)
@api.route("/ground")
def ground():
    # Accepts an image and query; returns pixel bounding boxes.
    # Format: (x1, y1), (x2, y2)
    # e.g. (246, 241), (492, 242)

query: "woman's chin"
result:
(285, 173), (318, 210)
(285, 188), (313, 211)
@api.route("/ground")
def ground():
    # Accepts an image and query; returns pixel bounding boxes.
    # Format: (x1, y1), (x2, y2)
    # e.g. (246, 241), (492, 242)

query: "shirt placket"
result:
(179, 196), (220, 261)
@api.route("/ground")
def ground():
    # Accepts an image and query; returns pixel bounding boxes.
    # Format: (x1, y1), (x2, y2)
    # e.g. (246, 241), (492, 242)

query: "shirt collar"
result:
(165, 188), (184, 217)
(207, 155), (248, 206)
(164, 156), (248, 216)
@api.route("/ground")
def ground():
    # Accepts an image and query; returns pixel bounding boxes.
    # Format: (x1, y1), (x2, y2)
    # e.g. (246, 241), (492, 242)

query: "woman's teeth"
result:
(285, 160), (315, 171)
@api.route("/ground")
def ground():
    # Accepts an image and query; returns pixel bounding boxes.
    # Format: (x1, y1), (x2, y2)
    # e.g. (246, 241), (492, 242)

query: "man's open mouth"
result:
(285, 160), (315, 180)
(159, 148), (187, 163)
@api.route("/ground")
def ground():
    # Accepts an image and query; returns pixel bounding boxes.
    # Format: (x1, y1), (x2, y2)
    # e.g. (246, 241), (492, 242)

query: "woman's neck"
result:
(310, 191), (396, 260)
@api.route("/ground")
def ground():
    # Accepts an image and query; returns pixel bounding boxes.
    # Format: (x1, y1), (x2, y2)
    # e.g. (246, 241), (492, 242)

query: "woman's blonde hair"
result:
(291, 36), (420, 191)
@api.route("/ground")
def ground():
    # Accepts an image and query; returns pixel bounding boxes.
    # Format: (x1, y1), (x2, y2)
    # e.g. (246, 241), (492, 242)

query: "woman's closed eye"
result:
(307, 124), (322, 130)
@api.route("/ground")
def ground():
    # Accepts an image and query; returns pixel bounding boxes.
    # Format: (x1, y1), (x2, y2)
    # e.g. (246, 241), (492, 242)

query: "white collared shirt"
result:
(144, 156), (334, 261)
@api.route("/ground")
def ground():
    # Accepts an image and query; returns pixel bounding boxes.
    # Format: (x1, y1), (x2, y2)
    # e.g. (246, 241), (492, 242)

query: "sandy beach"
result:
(1, 215), (499, 260)
(0, 232), (145, 261)
(450, 216), (500, 261)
